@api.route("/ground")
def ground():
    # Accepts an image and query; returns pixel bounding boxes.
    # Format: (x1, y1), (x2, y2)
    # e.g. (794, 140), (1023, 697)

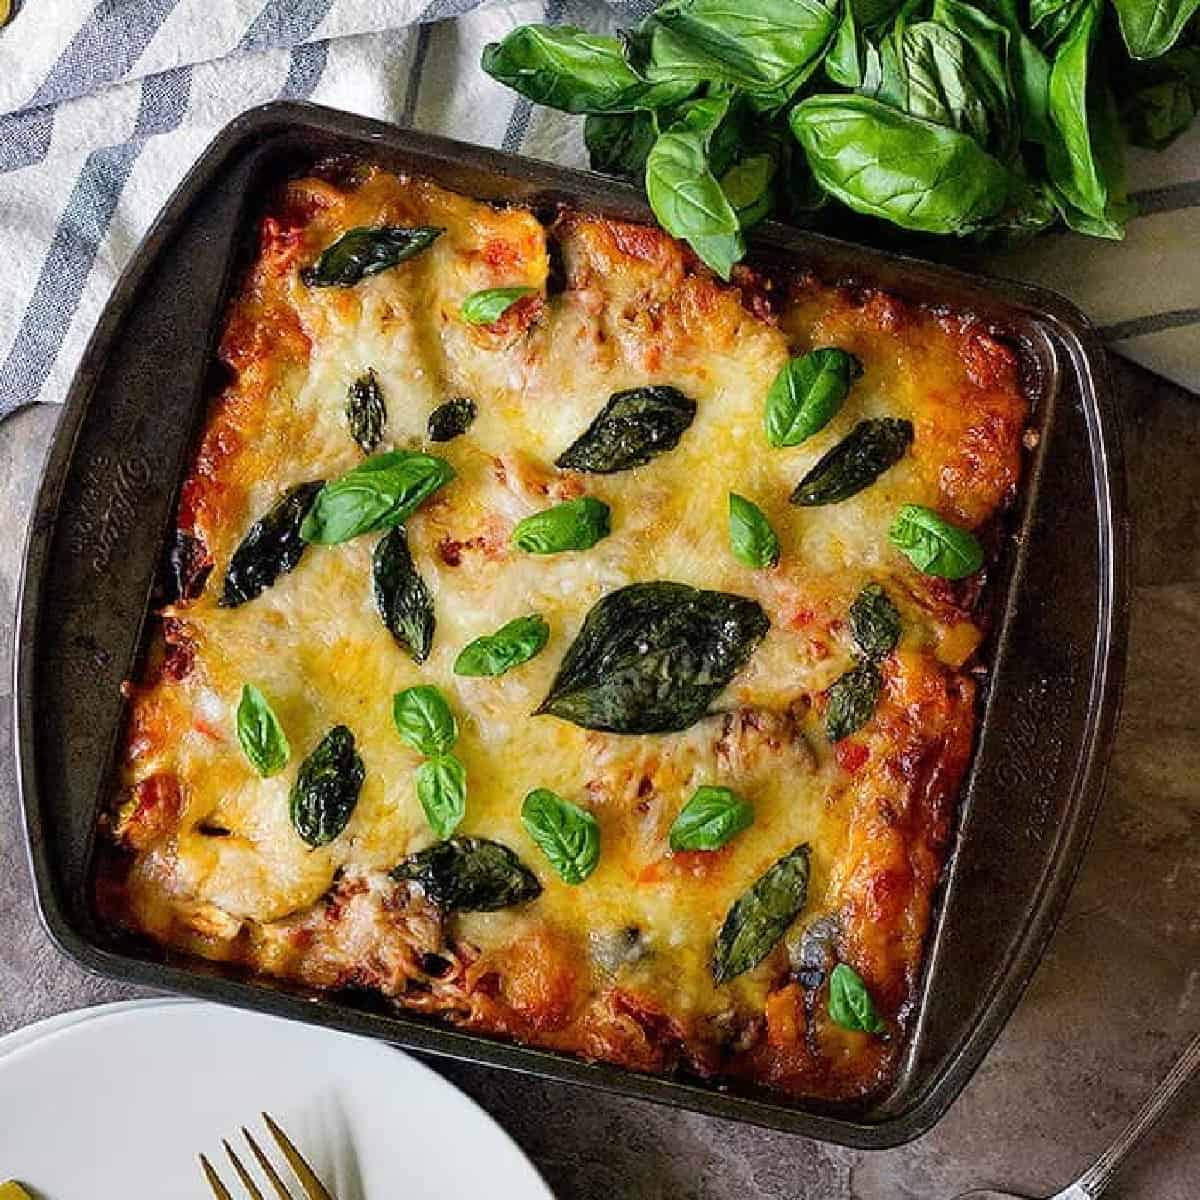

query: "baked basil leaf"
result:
(346, 369), (386, 454)
(392, 685), (458, 757)
(373, 527), (435, 663)
(712, 843), (810, 983)
(789, 95), (1011, 234)
(301, 226), (443, 287)
(825, 660), (882, 741)
(627, 0), (839, 99)
(1113, 0), (1200, 58)
(791, 418), (913, 506)
(521, 788), (601, 884)
(585, 110), (661, 176)
(556, 386), (697, 473)
(849, 583), (901, 661)
(392, 836), (543, 911)
(481, 25), (694, 113)
(220, 481), (323, 608)
(301, 451), (454, 544)
(765, 348), (862, 447)
(669, 785), (754, 851)
(416, 754), (467, 839)
(454, 614), (550, 677)
(427, 397), (477, 442)
(828, 962), (886, 1032)
(461, 286), (538, 325)
(537, 581), (769, 733)
(889, 503), (984, 578)
(290, 725), (364, 847)
(513, 496), (611, 554)
(236, 684), (290, 778)
(728, 493), (780, 569)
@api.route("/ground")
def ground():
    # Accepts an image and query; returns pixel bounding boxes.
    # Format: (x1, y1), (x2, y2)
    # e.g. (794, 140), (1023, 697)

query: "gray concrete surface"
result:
(2, 355), (1197, 1198)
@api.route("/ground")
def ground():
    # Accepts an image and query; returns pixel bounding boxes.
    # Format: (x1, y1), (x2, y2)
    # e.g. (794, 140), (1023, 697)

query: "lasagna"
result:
(99, 161), (1029, 1104)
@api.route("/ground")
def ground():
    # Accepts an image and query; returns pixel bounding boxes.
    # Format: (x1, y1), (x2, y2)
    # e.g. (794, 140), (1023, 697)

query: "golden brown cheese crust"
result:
(98, 165), (1029, 1104)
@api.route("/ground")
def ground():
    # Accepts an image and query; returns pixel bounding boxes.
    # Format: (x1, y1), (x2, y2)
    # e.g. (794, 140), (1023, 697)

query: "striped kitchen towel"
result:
(0, 0), (1197, 426)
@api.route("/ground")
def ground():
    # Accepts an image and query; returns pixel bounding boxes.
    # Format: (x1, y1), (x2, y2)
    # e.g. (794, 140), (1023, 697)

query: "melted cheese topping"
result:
(103, 167), (1028, 1103)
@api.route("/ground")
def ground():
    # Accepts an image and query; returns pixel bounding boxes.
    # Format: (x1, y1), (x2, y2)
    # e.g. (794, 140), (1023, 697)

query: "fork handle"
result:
(1075, 1031), (1200, 1198)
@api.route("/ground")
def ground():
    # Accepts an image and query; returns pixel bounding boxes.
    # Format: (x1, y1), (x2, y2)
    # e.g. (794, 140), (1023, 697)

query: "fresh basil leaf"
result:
(720, 153), (777, 229)
(669, 785), (754, 851)
(392, 837), (543, 911)
(220, 481), (323, 607)
(831, 0), (906, 86)
(556, 386), (697, 473)
(537, 581), (769, 733)
(790, 95), (1010, 234)
(848, 583), (901, 660)
(826, 0), (863, 86)
(627, 0), (839, 100)
(585, 110), (661, 176)
(300, 450), (454, 545)
(828, 962), (886, 1032)
(1116, 46), (1200, 149)
(513, 496), (612, 554)
(373, 527), (435, 663)
(392, 685), (458, 757)
(346, 369), (386, 454)
(1044, 0), (1133, 239)
(427, 397), (477, 442)
(765, 348), (862, 447)
(290, 726), (364, 847)
(928, 0), (1021, 158)
(955, 0), (1053, 145)
(481, 25), (694, 113)
(236, 684), (290, 778)
(889, 503), (984, 578)
(1113, 0), (1200, 58)
(646, 118), (745, 279)
(460, 286), (538, 325)
(416, 754), (467, 839)
(825, 660), (883, 741)
(728, 493), (780, 569)
(790, 418), (913, 506)
(454, 614), (550, 677)
(521, 788), (601, 884)
(301, 226), (443, 287)
(712, 843), (810, 983)
(902, 23), (988, 141)
(1029, 0), (1091, 46)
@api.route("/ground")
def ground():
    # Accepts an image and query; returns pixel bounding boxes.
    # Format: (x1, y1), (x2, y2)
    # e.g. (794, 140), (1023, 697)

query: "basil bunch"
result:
(483, 0), (1200, 273)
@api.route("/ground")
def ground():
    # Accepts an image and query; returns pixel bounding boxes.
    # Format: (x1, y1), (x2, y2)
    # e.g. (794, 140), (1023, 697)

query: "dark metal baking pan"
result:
(13, 100), (1130, 1149)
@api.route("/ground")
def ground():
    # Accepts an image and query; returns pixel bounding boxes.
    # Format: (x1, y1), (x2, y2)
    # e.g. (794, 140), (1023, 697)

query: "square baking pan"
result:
(13, 101), (1130, 1148)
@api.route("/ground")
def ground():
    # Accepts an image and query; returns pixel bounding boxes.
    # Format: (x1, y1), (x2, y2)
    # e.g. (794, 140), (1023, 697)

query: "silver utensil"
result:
(955, 1031), (1200, 1200)
(199, 1111), (334, 1200)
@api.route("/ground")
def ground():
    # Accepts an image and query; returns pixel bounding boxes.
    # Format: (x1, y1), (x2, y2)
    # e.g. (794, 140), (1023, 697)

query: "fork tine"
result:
(199, 1153), (236, 1200)
(243, 1128), (297, 1200)
(224, 1139), (268, 1200)
(262, 1112), (335, 1200)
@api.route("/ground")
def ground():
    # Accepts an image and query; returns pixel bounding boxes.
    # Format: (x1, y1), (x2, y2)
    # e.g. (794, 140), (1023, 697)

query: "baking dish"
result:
(13, 100), (1130, 1148)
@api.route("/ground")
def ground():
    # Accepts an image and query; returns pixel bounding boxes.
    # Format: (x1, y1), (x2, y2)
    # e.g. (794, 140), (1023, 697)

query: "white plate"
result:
(0, 1001), (554, 1199)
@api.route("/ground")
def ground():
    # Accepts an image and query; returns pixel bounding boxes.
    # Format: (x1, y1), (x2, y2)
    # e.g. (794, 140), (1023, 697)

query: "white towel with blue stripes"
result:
(1, 0), (1198, 424)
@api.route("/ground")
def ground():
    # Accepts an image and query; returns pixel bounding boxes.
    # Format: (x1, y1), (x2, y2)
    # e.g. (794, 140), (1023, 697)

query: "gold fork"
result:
(199, 1111), (335, 1200)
